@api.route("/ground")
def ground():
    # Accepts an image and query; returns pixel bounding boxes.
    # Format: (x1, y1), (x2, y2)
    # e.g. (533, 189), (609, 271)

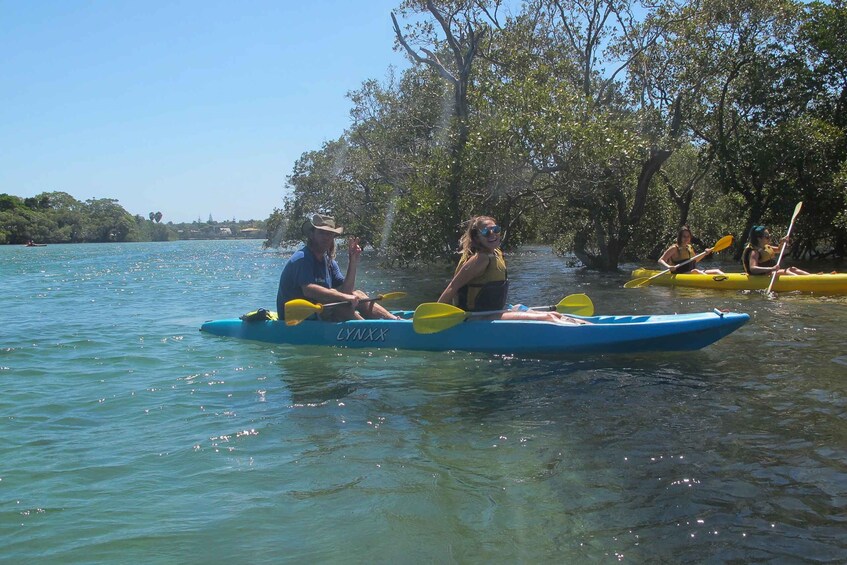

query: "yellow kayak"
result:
(630, 268), (847, 294)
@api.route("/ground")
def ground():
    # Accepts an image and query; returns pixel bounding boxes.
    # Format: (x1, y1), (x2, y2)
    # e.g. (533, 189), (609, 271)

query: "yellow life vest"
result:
(742, 244), (778, 274)
(670, 243), (696, 264)
(759, 244), (778, 265)
(455, 249), (509, 311)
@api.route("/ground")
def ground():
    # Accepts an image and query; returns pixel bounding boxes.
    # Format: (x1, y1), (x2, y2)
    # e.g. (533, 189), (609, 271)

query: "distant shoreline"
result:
(3, 235), (267, 245)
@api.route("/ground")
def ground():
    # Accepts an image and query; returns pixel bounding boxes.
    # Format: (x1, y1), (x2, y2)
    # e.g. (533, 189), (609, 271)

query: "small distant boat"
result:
(24, 242), (47, 247)
(630, 268), (847, 294)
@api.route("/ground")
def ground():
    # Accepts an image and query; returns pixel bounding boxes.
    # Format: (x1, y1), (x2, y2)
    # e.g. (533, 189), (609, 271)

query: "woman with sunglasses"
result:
(742, 225), (810, 276)
(658, 226), (725, 275)
(437, 216), (589, 324)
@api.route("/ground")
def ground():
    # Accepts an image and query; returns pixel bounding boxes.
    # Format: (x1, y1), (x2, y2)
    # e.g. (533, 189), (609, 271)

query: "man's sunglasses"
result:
(479, 225), (501, 236)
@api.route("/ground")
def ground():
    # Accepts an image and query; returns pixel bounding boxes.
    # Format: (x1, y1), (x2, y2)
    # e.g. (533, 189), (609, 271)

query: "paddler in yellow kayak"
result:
(742, 225), (810, 276)
(658, 226), (725, 275)
(437, 215), (589, 324)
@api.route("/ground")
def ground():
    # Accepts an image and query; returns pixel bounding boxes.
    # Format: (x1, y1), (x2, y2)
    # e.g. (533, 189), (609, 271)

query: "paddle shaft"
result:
(766, 202), (803, 294)
(412, 294), (594, 334)
(320, 296), (384, 309)
(423, 299), (591, 321)
(464, 303), (591, 319)
(285, 292), (406, 326)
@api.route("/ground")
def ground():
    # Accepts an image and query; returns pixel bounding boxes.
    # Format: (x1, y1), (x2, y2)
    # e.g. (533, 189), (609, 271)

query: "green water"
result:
(1, 240), (845, 563)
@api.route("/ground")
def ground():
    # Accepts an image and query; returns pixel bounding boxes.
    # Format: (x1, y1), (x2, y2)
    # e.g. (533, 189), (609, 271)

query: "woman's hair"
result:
(749, 225), (767, 247)
(676, 226), (693, 246)
(459, 216), (497, 262)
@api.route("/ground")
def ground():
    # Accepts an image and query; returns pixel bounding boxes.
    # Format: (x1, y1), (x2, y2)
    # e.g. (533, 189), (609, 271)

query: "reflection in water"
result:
(275, 352), (362, 406)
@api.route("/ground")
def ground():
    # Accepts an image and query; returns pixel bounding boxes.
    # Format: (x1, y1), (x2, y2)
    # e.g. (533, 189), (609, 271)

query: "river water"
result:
(1, 240), (845, 563)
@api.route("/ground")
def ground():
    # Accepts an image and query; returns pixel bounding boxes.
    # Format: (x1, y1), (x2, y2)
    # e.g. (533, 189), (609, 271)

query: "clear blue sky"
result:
(0, 0), (410, 222)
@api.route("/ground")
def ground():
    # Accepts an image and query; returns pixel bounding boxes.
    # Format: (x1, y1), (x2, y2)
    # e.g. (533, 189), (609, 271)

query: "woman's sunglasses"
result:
(479, 225), (501, 236)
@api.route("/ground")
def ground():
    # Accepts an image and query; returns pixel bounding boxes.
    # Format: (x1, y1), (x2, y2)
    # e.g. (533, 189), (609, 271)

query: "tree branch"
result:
(391, 12), (459, 86)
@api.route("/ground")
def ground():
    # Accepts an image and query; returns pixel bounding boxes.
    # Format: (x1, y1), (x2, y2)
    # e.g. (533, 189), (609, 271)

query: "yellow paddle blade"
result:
(284, 299), (323, 326)
(377, 292), (407, 301)
(412, 302), (468, 334)
(555, 293), (594, 316)
(623, 277), (653, 289)
(711, 234), (734, 253)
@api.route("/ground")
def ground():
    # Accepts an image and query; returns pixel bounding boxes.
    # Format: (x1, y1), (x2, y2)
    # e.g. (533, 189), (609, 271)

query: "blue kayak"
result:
(200, 310), (749, 356)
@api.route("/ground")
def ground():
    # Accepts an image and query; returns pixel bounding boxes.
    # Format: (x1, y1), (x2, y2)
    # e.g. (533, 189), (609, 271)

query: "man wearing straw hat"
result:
(276, 213), (399, 321)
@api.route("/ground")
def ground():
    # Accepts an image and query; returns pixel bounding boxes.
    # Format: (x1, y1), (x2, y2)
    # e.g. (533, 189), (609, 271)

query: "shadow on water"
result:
(271, 350), (371, 406)
(270, 341), (726, 421)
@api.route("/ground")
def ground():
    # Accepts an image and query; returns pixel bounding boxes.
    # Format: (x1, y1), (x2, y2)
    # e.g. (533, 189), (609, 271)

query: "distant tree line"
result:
(266, 0), (846, 269)
(0, 191), (266, 244)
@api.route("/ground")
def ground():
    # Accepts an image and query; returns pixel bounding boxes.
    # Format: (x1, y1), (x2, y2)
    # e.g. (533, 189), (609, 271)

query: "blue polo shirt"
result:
(276, 246), (345, 316)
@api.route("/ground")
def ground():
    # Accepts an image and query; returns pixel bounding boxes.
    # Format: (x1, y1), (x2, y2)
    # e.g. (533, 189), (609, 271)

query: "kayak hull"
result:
(200, 310), (749, 356)
(631, 269), (847, 294)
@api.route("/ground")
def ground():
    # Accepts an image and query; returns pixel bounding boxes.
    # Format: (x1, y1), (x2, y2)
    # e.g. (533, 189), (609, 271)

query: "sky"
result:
(0, 0), (411, 222)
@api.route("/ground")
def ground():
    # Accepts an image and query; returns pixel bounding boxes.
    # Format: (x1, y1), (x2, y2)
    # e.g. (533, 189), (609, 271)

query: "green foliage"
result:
(0, 192), (141, 244)
(384, 149), (458, 263)
(2, 192), (267, 245)
(263, 208), (289, 248)
(832, 161), (847, 237)
(135, 215), (175, 242)
(267, 0), (847, 268)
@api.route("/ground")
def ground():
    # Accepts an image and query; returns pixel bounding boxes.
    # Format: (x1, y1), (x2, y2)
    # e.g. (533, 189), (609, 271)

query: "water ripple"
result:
(0, 242), (844, 562)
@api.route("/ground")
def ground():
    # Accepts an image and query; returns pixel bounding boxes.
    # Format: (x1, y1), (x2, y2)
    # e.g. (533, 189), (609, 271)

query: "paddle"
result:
(766, 201), (803, 295)
(529, 293), (593, 316)
(412, 293), (594, 335)
(284, 292), (407, 326)
(624, 234), (734, 289)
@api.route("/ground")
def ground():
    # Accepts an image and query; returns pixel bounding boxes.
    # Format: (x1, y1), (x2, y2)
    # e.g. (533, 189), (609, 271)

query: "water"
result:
(1, 240), (845, 563)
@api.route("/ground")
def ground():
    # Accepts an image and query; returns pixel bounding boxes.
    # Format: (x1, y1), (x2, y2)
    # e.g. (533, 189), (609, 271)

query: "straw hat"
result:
(301, 213), (343, 236)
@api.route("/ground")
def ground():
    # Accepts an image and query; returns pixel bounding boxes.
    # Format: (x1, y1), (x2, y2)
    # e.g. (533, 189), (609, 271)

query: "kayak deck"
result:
(200, 310), (749, 356)
(630, 269), (847, 294)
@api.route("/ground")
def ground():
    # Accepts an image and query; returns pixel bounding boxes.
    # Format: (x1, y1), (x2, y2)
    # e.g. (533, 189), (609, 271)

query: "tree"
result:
(464, 0), (681, 269)
(791, 0), (847, 258)
(273, 63), (465, 262)
(392, 0), (487, 248)
(84, 198), (140, 242)
(0, 193), (23, 212)
(348, 67), (462, 261)
(263, 0), (845, 266)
